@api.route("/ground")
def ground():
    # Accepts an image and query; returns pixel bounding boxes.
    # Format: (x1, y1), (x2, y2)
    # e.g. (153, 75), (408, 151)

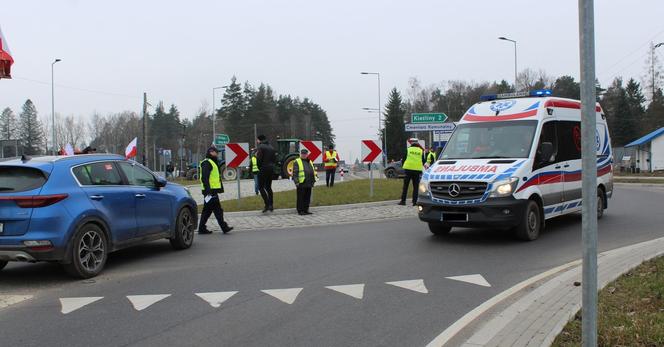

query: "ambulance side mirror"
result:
(538, 142), (554, 164)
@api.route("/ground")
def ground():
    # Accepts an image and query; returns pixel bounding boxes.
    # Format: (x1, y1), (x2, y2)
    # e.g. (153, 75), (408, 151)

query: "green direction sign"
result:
(411, 113), (448, 124)
(214, 134), (230, 146)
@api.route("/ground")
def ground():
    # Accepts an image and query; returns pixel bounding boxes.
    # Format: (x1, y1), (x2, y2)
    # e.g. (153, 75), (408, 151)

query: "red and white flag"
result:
(125, 137), (137, 159)
(0, 25), (14, 79)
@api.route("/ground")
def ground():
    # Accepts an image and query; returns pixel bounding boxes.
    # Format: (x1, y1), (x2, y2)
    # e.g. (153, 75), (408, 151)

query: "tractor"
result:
(275, 138), (302, 179)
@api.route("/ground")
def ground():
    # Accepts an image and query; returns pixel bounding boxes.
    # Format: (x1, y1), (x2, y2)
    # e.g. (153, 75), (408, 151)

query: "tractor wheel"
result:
(282, 156), (297, 179)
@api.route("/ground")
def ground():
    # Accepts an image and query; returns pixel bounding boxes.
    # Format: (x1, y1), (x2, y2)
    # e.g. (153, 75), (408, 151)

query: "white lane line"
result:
(195, 291), (238, 308)
(59, 297), (104, 314)
(445, 274), (491, 287)
(325, 284), (365, 299)
(385, 279), (429, 294)
(126, 294), (171, 311)
(425, 260), (581, 347)
(0, 295), (33, 310)
(261, 288), (303, 305)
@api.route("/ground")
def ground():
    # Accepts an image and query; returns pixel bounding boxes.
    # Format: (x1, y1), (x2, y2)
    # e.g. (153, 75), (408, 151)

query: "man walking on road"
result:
(250, 149), (260, 195)
(293, 148), (318, 215)
(256, 134), (277, 213)
(198, 147), (233, 234)
(399, 139), (426, 206)
(323, 144), (339, 187)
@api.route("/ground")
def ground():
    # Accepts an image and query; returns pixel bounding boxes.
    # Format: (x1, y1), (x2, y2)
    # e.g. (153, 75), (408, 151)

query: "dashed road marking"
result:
(445, 274), (491, 287)
(0, 295), (33, 310)
(325, 284), (365, 299)
(385, 279), (429, 294)
(261, 288), (303, 304)
(60, 297), (104, 314)
(195, 291), (238, 308)
(126, 294), (171, 311)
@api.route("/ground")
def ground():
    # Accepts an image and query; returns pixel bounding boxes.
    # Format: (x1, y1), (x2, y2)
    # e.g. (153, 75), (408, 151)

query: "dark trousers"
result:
(296, 185), (312, 213)
(199, 194), (229, 232)
(401, 169), (422, 204)
(325, 168), (336, 187)
(258, 167), (274, 208)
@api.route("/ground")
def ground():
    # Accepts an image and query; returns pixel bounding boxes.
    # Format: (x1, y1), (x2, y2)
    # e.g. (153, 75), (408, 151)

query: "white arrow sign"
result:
(300, 140), (323, 164)
(224, 143), (250, 168)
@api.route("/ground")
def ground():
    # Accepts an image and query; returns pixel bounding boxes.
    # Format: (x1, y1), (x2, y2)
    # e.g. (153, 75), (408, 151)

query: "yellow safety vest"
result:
(427, 151), (436, 164)
(251, 156), (259, 173)
(295, 158), (318, 184)
(324, 150), (338, 168)
(402, 146), (424, 171)
(199, 158), (222, 190)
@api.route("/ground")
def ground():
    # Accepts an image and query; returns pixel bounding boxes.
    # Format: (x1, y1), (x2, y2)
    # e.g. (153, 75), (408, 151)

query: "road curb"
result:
(223, 200), (401, 217)
(427, 236), (664, 347)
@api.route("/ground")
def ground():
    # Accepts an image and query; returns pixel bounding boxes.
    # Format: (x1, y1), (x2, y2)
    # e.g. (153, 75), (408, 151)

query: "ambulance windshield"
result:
(441, 120), (538, 160)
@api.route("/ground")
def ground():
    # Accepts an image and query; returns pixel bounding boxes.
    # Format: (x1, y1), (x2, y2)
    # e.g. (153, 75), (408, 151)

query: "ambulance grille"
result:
(429, 181), (488, 201)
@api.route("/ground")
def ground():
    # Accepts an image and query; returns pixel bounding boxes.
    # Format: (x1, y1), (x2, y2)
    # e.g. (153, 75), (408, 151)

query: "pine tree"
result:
(18, 99), (45, 155)
(383, 88), (407, 161)
(601, 78), (635, 146)
(0, 107), (18, 140)
(644, 88), (664, 133)
(220, 76), (245, 140)
(625, 78), (647, 137)
(552, 76), (580, 99)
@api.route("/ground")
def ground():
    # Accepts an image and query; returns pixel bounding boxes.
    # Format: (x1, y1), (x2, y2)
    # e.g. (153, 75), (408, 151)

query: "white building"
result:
(625, 127), (664, 172)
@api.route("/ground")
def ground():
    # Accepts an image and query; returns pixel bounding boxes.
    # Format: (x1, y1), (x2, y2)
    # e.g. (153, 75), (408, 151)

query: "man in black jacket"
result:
(256, 134), (277, 212)
(198, 146), (233, 234)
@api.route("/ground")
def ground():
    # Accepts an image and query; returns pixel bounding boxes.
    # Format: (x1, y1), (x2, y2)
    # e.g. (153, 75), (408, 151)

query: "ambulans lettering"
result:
(434, 165), (498, 173)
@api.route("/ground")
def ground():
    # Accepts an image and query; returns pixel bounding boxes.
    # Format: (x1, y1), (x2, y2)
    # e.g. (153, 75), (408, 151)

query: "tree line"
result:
(381, 69), (664, 161)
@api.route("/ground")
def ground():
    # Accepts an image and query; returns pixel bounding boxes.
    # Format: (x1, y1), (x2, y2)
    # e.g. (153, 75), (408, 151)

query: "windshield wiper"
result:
(0, 187), (14, 191)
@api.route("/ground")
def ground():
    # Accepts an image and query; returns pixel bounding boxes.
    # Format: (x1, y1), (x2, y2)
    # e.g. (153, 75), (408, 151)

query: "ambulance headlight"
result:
(490, 177), (519, 197)
(419, 182), (429, 194)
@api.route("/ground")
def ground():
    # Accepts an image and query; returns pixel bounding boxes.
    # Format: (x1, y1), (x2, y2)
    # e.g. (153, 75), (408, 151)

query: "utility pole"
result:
(253, 123), (258, 146)
(142, 92), (148, 166)
(579, 0), (598, 346)
(51, 58), (61, 155)
(651, 43), (664, 101)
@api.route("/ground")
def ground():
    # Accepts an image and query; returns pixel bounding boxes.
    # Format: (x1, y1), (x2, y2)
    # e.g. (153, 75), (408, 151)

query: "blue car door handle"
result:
(90, 195), (104, 200)
(135, 193), (146, 199)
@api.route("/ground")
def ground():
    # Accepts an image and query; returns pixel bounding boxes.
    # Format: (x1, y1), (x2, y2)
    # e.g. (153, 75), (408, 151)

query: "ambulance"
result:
(417, 90), (613, 241)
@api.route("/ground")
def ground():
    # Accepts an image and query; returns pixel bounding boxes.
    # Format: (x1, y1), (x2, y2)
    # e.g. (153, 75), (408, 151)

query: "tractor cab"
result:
(276, 139), (301, 178)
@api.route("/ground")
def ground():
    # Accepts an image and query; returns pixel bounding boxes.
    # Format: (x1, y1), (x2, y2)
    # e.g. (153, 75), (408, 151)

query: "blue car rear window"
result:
(0, 166), (47, 192)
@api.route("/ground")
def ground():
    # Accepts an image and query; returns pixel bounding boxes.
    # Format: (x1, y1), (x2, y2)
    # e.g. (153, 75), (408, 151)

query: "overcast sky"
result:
(2, 0), (664, 161)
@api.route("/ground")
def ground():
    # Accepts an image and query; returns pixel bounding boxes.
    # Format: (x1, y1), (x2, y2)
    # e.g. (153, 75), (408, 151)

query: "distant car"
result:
(384, 161), (405, 178)
(0, 154), (198, 278)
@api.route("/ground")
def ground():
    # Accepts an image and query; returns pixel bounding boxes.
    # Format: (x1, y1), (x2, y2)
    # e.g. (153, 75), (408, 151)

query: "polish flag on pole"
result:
(64, 143), (74, 156)
(125, 137), (138, 159)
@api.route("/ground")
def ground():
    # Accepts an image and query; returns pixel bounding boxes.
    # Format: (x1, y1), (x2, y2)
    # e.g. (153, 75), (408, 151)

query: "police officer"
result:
(323, 144), (339, 187)
(250, 149), (260, 195)
(399, 139), (426, 206)
(425, 147), (437, 168)
(198, 146), (233, 234)
(292, 148), (318, 215)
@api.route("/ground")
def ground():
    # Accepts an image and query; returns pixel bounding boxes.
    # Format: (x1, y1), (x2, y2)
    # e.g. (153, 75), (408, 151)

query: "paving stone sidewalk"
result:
(203, 200), (418, 232)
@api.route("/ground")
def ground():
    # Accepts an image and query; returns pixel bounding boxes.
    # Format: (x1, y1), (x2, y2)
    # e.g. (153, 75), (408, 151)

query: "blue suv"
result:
(0, 154), (198, 278)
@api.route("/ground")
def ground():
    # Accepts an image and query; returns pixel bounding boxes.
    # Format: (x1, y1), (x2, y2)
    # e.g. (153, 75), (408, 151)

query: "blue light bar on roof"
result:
(530, 89), (553, 97)
(479, 89), (553, 101)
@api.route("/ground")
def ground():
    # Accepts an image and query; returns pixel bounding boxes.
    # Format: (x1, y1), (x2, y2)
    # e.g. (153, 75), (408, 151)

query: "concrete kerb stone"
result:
(451, 236), (664, 347)
(222, 200), (401, 217)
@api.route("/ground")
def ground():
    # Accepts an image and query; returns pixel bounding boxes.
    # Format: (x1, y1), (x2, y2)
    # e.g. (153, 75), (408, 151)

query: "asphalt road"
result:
(1, 185), (663, 347)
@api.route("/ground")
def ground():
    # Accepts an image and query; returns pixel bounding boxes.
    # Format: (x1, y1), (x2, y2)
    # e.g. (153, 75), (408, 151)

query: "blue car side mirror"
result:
(155, 177), (167, 188)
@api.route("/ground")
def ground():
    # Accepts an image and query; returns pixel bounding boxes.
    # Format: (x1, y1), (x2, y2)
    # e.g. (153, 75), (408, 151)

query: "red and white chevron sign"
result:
(361, 140), (382, 163)
(224, 143), (249, 168)
(299, 140), (323, 164)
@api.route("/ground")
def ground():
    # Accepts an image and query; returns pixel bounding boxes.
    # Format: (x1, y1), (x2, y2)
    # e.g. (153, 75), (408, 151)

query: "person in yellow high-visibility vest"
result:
(292, 148), (318, 215)
(198, 146), (233, 234)
(323, 144), (340, 187)
(399, 140), (426, 206)
(425, 147), (437, 168)
(250, 149), (260, 195)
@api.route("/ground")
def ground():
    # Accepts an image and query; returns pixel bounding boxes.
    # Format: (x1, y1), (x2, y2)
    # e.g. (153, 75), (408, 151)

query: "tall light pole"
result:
(651, 42), (664, 101)
(51, 58), (61, 155)
(361, 72), (384, 167)
(211, 85), (228, 144)
(498, 37), (518, 90)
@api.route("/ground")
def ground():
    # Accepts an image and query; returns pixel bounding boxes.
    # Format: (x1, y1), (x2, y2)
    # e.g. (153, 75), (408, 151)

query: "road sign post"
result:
(225, 143), (249, 206)
(361, 140), (382, 197)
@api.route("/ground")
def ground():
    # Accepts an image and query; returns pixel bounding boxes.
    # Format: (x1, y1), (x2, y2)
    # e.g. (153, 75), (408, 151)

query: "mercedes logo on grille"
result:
(448, 183), (461, 197)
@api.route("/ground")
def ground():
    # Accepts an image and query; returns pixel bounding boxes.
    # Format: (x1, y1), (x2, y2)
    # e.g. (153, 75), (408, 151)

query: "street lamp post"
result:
(212, 85), (229, 144)
(361, 72), (384, 167)
(651, 42), (664, 100)
(498, 37), (517, 90)
(51, 58), (61, 155)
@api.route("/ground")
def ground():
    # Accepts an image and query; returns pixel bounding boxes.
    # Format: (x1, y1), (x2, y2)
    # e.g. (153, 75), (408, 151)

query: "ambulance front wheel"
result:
(514, 200), (541, 241)
(428, 223), (451, 236)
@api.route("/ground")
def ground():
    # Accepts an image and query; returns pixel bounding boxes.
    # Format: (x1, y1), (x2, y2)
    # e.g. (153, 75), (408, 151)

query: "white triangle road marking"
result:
(261, 288), (303, 305)
(59, 297), (103, 314)
(385, 279), (429, 294)
(195, 291), (238, 308)
(0, 295), (33, 310)
(325, 284), (365, 299)
(126, 294), (171, 311)
(446, 274), (492, 287)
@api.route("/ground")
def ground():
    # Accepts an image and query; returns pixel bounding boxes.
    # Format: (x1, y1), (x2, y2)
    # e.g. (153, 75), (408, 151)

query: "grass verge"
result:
(552, 255), (664, 346)
(614, 178), (664, 184)
(203, 178), (405, 212)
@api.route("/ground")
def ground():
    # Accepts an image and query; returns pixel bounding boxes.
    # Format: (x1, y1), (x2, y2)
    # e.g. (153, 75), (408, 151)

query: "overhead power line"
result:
(13, 76), (141, 99)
